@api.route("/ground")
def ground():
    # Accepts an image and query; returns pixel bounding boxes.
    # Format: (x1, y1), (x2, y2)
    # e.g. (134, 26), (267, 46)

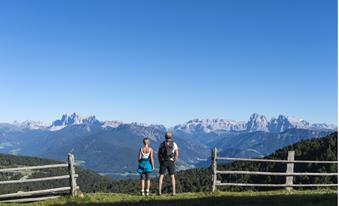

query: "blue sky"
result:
(0, 0), (337, 126)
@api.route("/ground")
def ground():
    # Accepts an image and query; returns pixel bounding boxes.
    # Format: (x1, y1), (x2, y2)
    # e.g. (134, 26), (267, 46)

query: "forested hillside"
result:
(216, 131), (338, 191)
(0, 132), (337, 195)
(108, 132), (338, 193)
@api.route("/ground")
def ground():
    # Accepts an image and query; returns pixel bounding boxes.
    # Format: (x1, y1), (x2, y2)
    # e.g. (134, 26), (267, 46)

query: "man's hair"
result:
(143, 137), (149, 145)
(165, 132), (173, 139)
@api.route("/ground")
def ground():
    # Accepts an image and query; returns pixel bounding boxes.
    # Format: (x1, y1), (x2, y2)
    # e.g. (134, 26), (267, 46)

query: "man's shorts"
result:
(159, 160), (175, 175)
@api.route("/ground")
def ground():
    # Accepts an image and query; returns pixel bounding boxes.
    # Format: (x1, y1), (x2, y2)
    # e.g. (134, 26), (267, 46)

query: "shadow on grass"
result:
(50, 193), (337, 206)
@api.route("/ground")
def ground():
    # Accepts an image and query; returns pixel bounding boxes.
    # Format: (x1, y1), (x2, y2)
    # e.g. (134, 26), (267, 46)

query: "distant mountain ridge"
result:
(173, 113), (336, 134)
(0, 112), (336, 178)
(12, 112), (337, 132)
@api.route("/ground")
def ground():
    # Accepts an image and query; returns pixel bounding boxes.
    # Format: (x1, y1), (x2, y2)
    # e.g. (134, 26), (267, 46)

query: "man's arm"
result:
(158, 147), (162, 164)
(174, 143), (179, 162)
(174, 149), (179, 162)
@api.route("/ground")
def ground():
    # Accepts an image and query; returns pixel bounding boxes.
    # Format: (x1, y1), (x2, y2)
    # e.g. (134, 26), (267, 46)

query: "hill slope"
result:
(0, 132), (337, 195)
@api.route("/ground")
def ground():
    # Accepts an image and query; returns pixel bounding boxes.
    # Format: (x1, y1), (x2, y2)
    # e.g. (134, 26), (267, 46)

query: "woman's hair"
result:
(143, 137), (149, 145)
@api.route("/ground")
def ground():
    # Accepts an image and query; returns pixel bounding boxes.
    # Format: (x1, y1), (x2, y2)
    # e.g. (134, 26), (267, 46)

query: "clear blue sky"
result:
(0, 0), (337, 126)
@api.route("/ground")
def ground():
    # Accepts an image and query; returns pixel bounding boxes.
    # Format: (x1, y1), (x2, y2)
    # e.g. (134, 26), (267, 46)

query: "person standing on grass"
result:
(158, 131), (179, 196)
(137, 137), (155, 196)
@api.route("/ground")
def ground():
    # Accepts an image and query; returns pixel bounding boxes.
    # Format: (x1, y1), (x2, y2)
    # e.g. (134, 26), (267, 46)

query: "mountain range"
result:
(173, 113), (336, 133)
(12, 112), (336, 133)
(0, 113), (336, 178)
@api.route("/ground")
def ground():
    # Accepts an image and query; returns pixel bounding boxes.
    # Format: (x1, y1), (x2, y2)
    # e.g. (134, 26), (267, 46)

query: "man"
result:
(158, 131), (179, 196)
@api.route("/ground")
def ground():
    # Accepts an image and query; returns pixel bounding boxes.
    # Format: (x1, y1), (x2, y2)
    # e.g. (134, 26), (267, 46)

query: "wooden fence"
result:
(0, 153), (79, 203)
(211, 148), (338, 192)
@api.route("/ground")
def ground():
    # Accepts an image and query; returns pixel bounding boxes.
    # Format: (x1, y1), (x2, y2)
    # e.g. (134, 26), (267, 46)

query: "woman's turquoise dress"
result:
(137, 154), (153, 174)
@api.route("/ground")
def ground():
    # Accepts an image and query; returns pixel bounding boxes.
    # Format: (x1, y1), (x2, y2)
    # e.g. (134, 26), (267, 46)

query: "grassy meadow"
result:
(0, 189), (337, 206)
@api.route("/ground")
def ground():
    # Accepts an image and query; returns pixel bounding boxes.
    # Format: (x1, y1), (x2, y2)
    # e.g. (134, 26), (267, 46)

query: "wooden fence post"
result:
(68, 153), (77, 197)
(285, 151), (295, 191)
(211, 147), (217, 192)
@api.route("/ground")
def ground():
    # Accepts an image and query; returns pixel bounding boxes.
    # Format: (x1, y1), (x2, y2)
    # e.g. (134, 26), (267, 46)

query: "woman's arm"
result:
(137, 149), (141, 162)
(150, 148), (155, 170)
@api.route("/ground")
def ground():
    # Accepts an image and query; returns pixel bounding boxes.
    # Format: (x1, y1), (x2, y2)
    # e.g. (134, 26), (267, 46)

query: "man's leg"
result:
(170, 175), (176, 195)
(158, 162), (165, 195)
(158, 174), (164, 195)
(168, 161), (176, 195)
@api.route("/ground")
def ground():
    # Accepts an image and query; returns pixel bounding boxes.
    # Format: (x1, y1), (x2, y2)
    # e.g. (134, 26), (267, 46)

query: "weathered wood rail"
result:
(211, 148), (338, 192)
(0, 153), (79, 203)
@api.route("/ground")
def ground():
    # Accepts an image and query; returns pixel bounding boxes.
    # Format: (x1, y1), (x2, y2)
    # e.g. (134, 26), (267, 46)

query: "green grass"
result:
(1, 190), (337, 206)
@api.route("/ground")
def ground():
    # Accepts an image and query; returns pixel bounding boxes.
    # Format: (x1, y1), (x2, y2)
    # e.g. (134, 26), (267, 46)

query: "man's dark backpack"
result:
(159, 140), (175, 161)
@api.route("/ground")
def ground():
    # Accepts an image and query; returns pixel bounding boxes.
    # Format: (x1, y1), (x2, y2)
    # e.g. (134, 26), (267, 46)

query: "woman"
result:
(137, 137), (154, 196)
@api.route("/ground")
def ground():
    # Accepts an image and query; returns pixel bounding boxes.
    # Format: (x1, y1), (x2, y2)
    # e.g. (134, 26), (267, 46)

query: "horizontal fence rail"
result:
(0, 153), (79, 203)
(0, 164), (68, 172)
(0, 174), (79, 185)
(0, 195), (62, 203)
(216, 171), (338, 176)
(211, 148), (338, 192)
(0, 187), (73, 199)
(216, 183), (339, 187)
(216, 157), (338, 164)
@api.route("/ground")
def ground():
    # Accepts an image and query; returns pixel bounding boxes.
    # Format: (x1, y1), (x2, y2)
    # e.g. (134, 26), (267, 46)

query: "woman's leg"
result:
(146, 179), (151, 190)
(141, 179), (145, 190)
(140, 174), (145, 196)
(146, 173), (150, 195)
